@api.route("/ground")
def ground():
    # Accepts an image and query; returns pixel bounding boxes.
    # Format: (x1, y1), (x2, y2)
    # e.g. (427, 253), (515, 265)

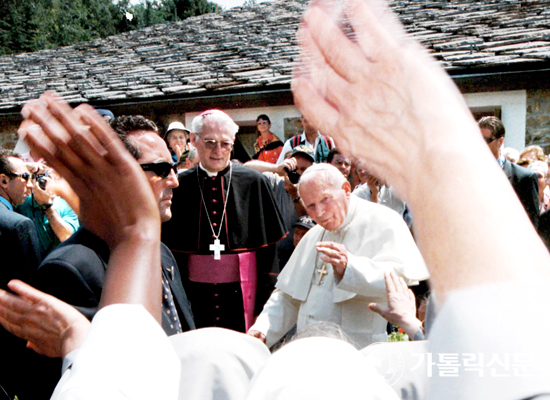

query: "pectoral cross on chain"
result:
(316, 263), (328, 285)
(210, 238), (225, 260)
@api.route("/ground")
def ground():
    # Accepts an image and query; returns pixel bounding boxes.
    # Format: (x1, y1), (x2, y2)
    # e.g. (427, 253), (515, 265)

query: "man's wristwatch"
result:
(39, 202), (54, 211)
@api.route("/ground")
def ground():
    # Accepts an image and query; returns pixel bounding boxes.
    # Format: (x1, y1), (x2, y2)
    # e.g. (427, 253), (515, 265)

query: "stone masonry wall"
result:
(0, 111), (177, 152)
(526, 89), (550, 152)
(0, 116), (22, 150)
(2, 91), (550, 154)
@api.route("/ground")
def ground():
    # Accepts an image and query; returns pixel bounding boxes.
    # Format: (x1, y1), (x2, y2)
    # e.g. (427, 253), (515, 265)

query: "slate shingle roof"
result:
(0, 0), (549, 112)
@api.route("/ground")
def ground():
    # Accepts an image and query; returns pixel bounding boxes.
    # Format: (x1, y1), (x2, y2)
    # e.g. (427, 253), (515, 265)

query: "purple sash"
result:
(188, 254), (240, 283)
(187, 252), (257, 331)
(238, 252), (257, 331)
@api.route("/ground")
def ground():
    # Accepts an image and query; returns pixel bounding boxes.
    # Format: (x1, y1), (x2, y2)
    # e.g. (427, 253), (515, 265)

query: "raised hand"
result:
(18, 92), (162, 322)
(292, 0), (478, 200)
(19, 92), (160, 248)
(174, 143), (184, 161)
(0, 280), (90, 359)
(368, 272), (422, 338)
(316, 241), (348, 280)
(292, 0), (550, 298)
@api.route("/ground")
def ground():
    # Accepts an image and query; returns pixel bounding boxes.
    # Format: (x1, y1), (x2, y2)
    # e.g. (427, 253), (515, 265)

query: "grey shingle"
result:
(0, 0), (548, 112)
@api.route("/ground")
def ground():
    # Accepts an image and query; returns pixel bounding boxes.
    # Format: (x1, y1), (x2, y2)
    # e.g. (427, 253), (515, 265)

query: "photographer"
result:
(17, 163), (80, 258)
(245, 145), (314, 267)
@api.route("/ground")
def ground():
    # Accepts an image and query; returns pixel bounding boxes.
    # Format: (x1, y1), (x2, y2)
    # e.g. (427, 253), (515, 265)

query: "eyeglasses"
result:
(140, 162), (177, 179)
(8, 172), (31, 181)
(484, 136), (499, 144)
(201, 138), (233, 151)
(257, 121), (269, 125)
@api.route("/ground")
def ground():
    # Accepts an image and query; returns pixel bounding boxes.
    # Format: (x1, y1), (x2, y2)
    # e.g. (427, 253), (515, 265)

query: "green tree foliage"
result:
(138, 1), (170, 28)
(161, 0), (212, 21)
(0, 1), (41, 55)
(33, 0), (119, 49)
(0, 0), (217, 56)
(128, 0), (173, 29)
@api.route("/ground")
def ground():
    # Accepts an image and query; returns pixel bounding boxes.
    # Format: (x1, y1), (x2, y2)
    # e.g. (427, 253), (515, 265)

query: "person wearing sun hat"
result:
(165, 121), (192, 163)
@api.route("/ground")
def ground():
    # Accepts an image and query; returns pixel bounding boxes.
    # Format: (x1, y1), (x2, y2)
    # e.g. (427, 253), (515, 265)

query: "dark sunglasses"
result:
(8, 172), (31, 181)
(484, 136), (499, 144)
(140, 162), (177, 178)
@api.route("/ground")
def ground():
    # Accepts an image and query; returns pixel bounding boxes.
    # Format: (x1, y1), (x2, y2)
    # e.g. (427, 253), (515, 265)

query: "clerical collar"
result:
(198, 163), (231, 178)
(199, 163), (218, 177)
(0, 196), (13, 211)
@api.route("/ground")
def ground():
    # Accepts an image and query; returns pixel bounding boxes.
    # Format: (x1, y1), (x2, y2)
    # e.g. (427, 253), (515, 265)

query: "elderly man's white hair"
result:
(191, 109), (239, 139)
(188, 147), (198, 162)
(298, 163), (347, 193)
(528, 160), (549, 178)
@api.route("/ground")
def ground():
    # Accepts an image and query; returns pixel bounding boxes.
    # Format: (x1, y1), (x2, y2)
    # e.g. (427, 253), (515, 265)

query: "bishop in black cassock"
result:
(163, 163), (286, 332)
(162, 110), (286, 333)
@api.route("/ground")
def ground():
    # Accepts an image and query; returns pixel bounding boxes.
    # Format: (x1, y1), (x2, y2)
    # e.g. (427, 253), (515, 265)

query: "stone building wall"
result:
(526, 89), (550, 152)
(3, 92), (550, 155)
(0, 116), (22, 150)
(0, 111), (183, 151)
(283, 116), (302, 142)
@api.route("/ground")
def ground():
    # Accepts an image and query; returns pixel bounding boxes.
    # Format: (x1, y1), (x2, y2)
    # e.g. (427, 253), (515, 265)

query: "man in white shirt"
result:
(276, 116), (335, 164)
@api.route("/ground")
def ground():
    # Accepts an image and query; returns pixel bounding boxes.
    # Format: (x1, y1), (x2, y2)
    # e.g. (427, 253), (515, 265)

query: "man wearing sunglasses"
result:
(0, 150), (40, 281)
(479, 116), (539, 227)
(27, 115), (196, 398)
(15, 116), (195, 399)
(162, 109), (286, 334)
(0, 150), (42, 400)
(35, 115), (194, 333)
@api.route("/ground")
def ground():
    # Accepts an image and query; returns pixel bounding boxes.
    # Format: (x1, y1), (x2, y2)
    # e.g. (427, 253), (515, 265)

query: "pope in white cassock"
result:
(248, 164), (429, 349)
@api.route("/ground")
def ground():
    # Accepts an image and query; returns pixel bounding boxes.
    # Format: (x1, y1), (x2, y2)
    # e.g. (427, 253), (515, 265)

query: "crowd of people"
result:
(1, 0), (550, 398)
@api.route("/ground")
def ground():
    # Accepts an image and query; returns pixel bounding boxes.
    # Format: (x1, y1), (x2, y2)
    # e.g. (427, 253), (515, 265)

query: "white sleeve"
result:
(352, 186), (372, 201)
(55, 304), (180, 400)
(428, 281), (550, 400)
(249, 289), (300, 348)
(335, 252), (395, 297)
(262, 171), (283, 189)
(336, 211), (427, 295)
(276, 139), (293, 165)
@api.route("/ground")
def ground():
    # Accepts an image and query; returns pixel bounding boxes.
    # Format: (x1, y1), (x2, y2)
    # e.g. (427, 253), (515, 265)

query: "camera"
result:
(34, 173), (50, 190)
(284, 167), (301, 184)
